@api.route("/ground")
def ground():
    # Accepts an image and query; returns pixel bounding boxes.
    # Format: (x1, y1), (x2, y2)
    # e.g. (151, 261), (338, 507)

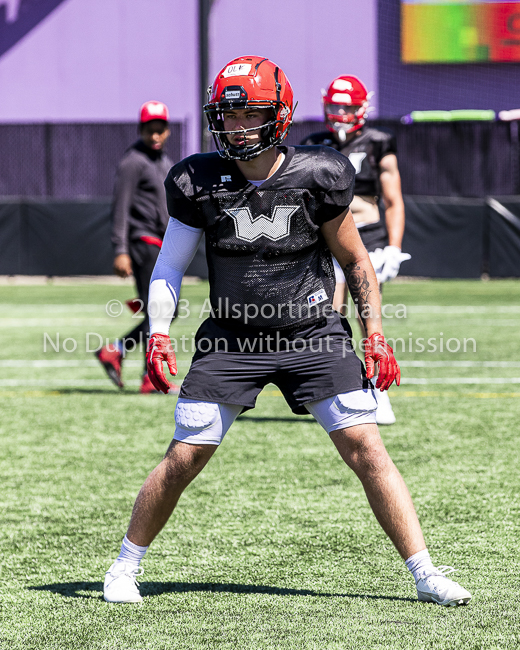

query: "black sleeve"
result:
(164, 168), (204, 229)
(314, 155), (356, 225)
(111, 155), (142, 256)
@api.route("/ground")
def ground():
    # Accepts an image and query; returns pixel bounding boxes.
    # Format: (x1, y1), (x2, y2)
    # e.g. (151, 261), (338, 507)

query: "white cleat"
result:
(416, 566), (472, 607)
(103, 560), (144, 603)
(375, 389), (396, 425)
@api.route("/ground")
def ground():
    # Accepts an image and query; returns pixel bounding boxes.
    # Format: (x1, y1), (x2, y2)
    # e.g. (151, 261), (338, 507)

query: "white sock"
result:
(116, 535), (149, 567)
(405, 548), (435, 583)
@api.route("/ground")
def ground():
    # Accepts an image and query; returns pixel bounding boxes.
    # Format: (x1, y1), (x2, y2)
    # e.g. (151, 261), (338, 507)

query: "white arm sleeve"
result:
(148, 218), (204, 335)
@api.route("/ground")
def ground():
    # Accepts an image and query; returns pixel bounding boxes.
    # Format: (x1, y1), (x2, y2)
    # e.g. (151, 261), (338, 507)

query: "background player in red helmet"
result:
(95, 101), (180, 395)
(102, 56), (470, 608)
(302, 75), (411, 425)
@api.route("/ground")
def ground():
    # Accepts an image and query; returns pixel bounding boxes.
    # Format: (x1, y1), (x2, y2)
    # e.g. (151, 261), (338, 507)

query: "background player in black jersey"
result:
(301, 76), (411, 425)
(103, 57), (471, 608)
(95, 101), (180, 395)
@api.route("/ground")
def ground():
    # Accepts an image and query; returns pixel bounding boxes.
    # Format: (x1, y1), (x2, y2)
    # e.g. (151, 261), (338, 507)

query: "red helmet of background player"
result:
(140, 101), (169, 123)
(204, 55), (294, 160)
(322, 75), (369, 138)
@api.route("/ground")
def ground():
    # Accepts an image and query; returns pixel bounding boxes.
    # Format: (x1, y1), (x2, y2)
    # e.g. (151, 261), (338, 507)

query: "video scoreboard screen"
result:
(402, 1), (520, 62)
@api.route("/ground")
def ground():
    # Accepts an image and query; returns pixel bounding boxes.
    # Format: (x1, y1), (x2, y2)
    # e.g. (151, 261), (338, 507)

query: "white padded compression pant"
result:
(174, 399), (244, 446)
(173, 389), (377, 446)
(305, 388), (378, 434)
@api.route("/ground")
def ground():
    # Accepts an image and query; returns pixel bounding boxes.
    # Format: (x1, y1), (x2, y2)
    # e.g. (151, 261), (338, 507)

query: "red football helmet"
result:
(204, 55), (294, 160)
(322, 75), (370, 139)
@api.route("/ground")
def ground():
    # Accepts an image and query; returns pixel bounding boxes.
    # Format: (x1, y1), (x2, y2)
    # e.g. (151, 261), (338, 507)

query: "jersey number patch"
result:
(224, 206), (299, 242)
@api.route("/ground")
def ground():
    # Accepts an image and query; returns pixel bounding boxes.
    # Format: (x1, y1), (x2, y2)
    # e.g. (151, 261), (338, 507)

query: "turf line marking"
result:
(0, 304), (105, 312)
(401, 378), (520, 384)
(4, 304), (520, 314)
(0, 360), (143, 367)
(0, 319), (126, 327)
(1, 377), (519, 387)
(1, 359), (519, 368)
(407, 306), (520, 314)
(0, 379), (142, 387)
(0, 387), (517, 399)
(399, 361), (520, 368)
(397, 391), (520, 398)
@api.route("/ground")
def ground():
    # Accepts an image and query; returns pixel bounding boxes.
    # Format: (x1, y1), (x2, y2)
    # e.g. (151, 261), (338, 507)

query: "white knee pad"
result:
(173, 399), (243, 446)
(306, 389), (378, 434)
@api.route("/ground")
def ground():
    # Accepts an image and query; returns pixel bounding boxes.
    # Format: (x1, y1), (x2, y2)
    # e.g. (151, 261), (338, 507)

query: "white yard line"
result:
(0, 377), (519, 387)
(405, 306), (520, 314)
(0, 360), (144, 367)
(0, 319), (126, 327)
(0, 304), (105, 312)
(4, 304), (519, 313)
(0, 379), (141, 387)
(400, 378), (520, 385)
(399, 361), (520, 367)
(0, 359), (518, 368)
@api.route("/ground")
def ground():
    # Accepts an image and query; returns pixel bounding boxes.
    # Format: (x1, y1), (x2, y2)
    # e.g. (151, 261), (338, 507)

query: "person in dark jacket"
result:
(96, 101), (180, 394)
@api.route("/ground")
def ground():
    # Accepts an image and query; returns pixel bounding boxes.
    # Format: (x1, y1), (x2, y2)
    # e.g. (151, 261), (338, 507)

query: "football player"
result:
(103, 56), (470, 608)
(301, 75), (410, 425)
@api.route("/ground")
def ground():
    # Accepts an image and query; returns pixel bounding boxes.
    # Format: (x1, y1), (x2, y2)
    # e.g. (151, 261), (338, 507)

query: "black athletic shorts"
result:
(179, 313), (370, 414)
(358, 221), (388, 252)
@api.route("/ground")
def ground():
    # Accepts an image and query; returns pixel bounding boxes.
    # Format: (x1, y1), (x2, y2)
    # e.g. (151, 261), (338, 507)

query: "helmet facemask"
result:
(324, 102), (367, 139)
(204, 102), (282, 161)
(204, 100), (292, 161)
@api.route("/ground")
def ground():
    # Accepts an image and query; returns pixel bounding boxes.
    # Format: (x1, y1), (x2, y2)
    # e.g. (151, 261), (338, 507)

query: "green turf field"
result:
(0, 279), (519, 649)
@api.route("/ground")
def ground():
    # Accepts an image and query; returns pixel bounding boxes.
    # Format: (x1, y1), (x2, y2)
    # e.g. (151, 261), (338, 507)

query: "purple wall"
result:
(0, 0), (199, 152)
(378, 0), (520, 117)
(209, 0), (377, 123)
(0, 0), (378, 155)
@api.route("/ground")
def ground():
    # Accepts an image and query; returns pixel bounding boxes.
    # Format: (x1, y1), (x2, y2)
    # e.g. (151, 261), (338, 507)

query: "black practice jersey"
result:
(164, 145), (355, 331)
(301, 128), (396, 198)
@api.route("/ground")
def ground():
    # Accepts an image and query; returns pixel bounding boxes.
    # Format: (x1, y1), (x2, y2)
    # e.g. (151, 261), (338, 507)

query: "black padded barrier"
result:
(486, 197), (520, 278)
(0, 197), (519, 279)
(0, 200), (22, 274)
(22, 199), (114, 275)
(0, 198), (208, 278)
(401, 196), (486, 278)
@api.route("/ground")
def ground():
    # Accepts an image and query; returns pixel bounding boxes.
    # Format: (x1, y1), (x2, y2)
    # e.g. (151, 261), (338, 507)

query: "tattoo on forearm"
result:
(343, 262), (372, 324)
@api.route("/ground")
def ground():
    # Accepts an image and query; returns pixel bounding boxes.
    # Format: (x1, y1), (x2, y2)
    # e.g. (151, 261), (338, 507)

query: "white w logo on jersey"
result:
(348, 152), (367, 174)
(224, 205), (299, 242)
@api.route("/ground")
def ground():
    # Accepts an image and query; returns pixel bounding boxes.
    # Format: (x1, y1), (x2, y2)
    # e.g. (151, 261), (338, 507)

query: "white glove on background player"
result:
(369, 246), (411, 284)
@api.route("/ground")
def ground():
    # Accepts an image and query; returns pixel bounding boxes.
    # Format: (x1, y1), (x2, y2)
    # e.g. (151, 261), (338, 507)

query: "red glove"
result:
(364, 333), (401, 391)
(146, 333), (177, 394)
